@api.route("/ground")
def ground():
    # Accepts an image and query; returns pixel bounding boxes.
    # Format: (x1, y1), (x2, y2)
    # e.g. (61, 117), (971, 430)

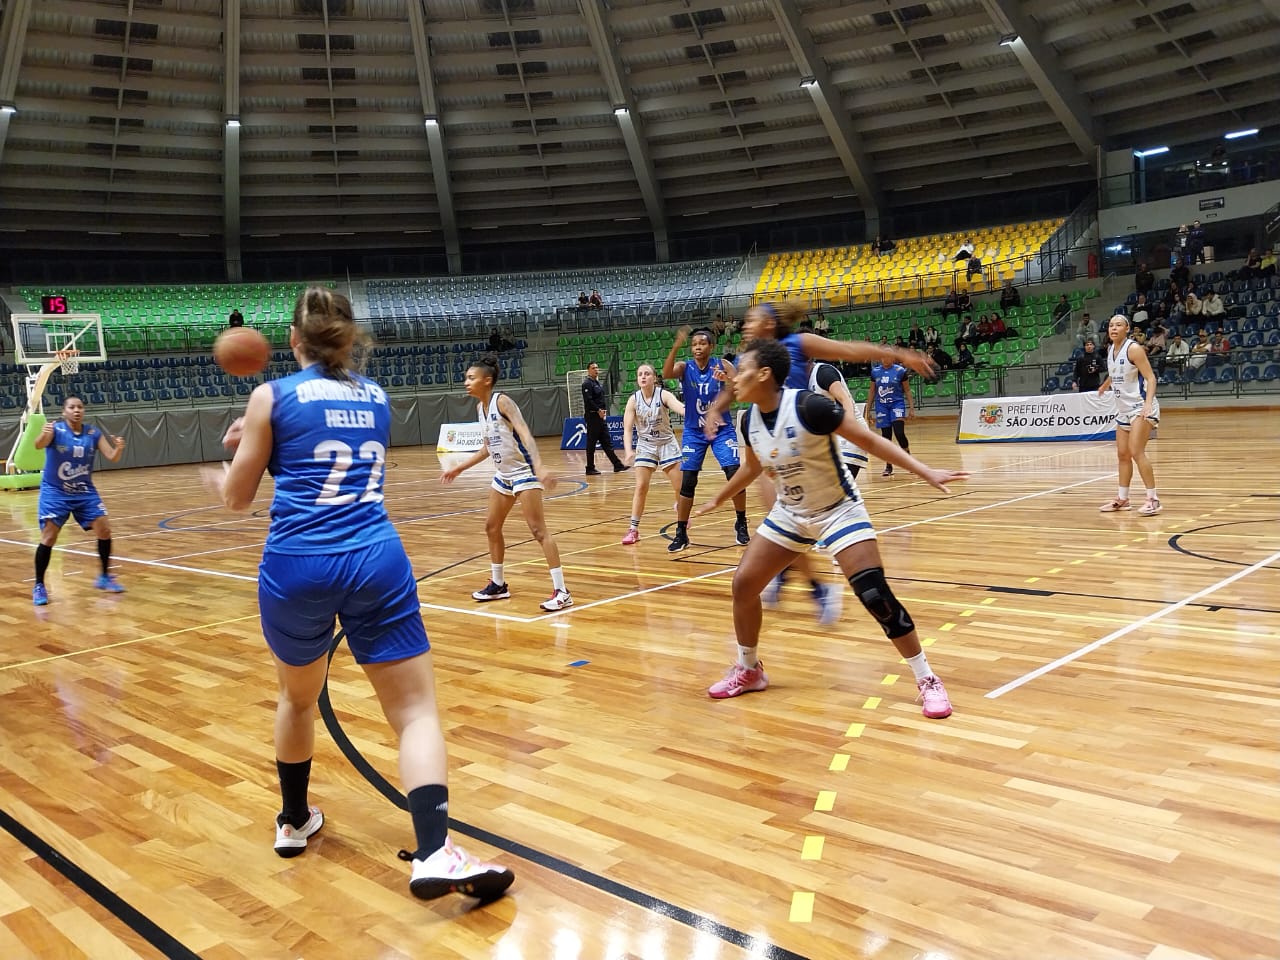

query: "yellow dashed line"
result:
(861, 696), (881, 709)
(829, 754), (849, 771)
(960, 608), (974, 617)
(981, 597), (997, 605)
(1025, 577), (1040, 584)
(1069, 559), (1086, 565)
(801, 836), (825, 861)
(939, 622), (955, 631)
(880, 674), (899, 686)
(789, 891), (815, 922)
(1046, 567), (1062, 574)
(814, 791), (836, 812)
(921, 637), (935, 647)
(845, 722), (865, 738)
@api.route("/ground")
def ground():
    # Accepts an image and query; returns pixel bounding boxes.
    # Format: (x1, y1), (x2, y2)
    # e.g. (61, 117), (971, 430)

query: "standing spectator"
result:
(1052, 294), (1073, 325)
(1000, 282), (1021, 313)
(1187, 220), (1207, 264)
(581, 361), (626, 476)
(1072, 338), (1106, 392)
(1202, 290), (1225, 319)
(1135, 262), (1155, 297)
(1172, 224), (1191, 267)
(228, 308), (245, 328)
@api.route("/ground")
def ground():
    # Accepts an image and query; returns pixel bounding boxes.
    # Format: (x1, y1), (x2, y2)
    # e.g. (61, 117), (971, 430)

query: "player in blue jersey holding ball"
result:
(206, 286), (513, 903)
(32, 396), (126, 605)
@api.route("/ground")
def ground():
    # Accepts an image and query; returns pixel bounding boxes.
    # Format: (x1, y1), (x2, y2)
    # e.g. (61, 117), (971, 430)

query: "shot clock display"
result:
(41, 295), (70, 314)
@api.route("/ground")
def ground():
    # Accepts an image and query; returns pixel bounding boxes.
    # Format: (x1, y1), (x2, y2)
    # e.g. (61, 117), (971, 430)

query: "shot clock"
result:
(41, 295), (70, 314)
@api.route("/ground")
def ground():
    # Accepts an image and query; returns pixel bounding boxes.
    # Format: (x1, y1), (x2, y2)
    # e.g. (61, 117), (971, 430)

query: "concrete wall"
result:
(1099, 180), (1280, 238)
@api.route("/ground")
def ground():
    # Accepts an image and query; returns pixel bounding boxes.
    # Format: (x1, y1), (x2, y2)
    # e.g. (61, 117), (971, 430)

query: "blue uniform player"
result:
(208, 286), (513, 903)
(32, 396), (126, 605)
(867, 358), (914, 477)
(661, 325), (749, 553)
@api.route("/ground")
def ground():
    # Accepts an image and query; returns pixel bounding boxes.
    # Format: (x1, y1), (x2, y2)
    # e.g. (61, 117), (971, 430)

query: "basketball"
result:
(213, 327), (271, 377)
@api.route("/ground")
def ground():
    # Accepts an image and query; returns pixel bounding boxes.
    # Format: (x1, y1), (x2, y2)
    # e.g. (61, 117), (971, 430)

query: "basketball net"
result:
(55, 348), (80, 377)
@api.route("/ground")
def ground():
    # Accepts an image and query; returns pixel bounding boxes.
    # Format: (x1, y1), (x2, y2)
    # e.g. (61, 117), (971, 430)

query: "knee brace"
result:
(722, 464), (739, 482)
(849, 566), (915, 639)
(679, 470), (700, 499)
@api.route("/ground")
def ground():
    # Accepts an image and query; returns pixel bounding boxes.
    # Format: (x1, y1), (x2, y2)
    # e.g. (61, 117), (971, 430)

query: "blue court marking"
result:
(568, 659), (590, 667)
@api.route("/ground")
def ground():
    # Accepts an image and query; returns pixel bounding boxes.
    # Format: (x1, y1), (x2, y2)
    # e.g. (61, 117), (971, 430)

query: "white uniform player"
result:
(744, 388), (877, 557)
(1107, 337), (1160, 427)
(808, 362), (869, 474)
(631, 385), (681, 469)
(481, 392), (541, 496)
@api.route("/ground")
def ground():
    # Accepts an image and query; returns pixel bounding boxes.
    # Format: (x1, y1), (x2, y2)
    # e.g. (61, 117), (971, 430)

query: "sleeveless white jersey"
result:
(632, 386), (675, 443)
(480, 392), (535, 480)
(808, 363), (869, 465)
(747, 388), (858, 519)
(1107, 338), (1160, 421)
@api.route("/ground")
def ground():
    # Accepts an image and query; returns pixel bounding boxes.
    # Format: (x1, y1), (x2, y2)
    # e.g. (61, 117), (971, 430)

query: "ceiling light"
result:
(226, 118), (240, 128)
(1224, 128), (1258, 139)
(998, 33), (1019, 46)
(1134, 146), (1169, 157)
(0, 104), (15, 116)
(799, 77), (818, 89)
(424, 117), (438, 128)
(613, 106), (629, 116)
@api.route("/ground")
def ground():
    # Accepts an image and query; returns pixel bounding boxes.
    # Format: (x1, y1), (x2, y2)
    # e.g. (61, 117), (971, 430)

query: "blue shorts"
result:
(681, 428), (740, 471)
(38, 489), (108, 531)
(258, 537), (429, 667)
(874, 405), (907, 429)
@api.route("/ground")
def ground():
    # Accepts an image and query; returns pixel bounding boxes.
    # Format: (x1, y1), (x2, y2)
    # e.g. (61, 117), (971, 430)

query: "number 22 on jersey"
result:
(313, 439), (386, 505)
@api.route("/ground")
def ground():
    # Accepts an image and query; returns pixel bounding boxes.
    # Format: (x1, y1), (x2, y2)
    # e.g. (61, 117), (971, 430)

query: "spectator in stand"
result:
(1135, 262), (1155, 297)
(926, 342), (953, 370)
(1130, 294), (1150, 327)
(1165, 333), (1190, 370)
(228, 308), (245, 328)
(1259, 248), (1275, 277)
(1000, 282), (1021, 313)
(1239, 249), (1262, 281)
(1145, 323), (1169, 374)
(990, 314), (1010, 342)
(1170, 259), (1191, 287)
(1074, 313), (1097, 348)
(1187, 220), (1207, 264)
(710, 314), (727, 338)
(1172, 224), (1191, 267)
(966, 254), (984, 280)
(488, 328), (503, 354)
(1184, 291), (1203, 319)
(812, 315), (830, 335)
(907, 323), (925, 350)
(1188, 330), (1210, 371)
(577, 291), (591, 310)
(923, 325), (941, 349)
(956, 290), (972, 315)
(956, 315), (978, 348)
(1202, 289), (1225, 319)
(941, 289), (962, 320)
(1162, 281), (1185, 317)
(954, 342), (975, 369)
(589, 289), (604, 310)
(871, 234), (896, 256)
(1052, 294), (1072, 325)
(1209, 328), (1231, 363)
(976, 315), (994, 345)
(952, 238), (975, 262)
(1072, 338), (1106, 392)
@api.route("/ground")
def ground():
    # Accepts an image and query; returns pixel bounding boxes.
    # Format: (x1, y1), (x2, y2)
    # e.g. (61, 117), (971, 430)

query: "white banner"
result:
(957, 392), (1119, 443)
(435, 421), (486, 453)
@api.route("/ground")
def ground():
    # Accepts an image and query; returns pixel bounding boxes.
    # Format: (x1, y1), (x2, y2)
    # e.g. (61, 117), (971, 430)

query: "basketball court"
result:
(0, 407), (1277, 960)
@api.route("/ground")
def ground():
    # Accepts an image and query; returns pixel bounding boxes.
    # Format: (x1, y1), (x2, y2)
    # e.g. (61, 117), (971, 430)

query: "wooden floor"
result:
(0, 408), (1277, 960)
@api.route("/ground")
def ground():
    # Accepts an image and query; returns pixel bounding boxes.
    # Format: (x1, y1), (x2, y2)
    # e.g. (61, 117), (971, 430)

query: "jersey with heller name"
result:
(681, 358), (735, 440)
(42, 421), (103, 495)
(265, 365), (397, 555)
(744, 388), (857, 518)
(632, 386), (675, 443)
(481, 392), (536, 480)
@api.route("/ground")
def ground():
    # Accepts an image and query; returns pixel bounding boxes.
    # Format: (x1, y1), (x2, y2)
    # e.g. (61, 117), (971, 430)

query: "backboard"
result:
(11, 313), (106, 367)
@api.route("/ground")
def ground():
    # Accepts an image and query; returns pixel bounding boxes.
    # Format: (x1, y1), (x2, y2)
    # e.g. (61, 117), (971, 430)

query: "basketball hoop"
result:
(55, 348), (80, 376)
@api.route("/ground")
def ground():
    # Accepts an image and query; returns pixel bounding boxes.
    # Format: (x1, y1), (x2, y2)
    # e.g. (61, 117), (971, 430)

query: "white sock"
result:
(550, 567), (566, 592)
(1117, 486), (1129, 500)
(905, 652), (933, 682)
(737, 644), (759, 669)
(1146, 489), (1158, 500)
(491, 563), (504, 586)
(630, 517), (640, 528)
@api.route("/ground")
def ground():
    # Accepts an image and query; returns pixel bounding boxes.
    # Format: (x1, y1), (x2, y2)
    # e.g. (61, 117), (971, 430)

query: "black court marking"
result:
(0, 805), (201, 960)
(317, 629), (808, 960)
(987, 585), (1054, 597)
(1168, 519), (1280, 569)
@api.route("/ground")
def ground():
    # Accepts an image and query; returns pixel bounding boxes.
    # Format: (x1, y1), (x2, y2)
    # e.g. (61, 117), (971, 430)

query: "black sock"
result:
(736, 510), (747, 523)
(276, 758), (313, 828)
(676, 520), (688, 533)
(97, 538), (111, 576)
(35, 544), (52, 584)
(408, 784), (450, 860)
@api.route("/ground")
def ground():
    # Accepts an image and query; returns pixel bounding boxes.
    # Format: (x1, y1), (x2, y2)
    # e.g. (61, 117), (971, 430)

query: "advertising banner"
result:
(957, 392), (1122, 442)
(435, 421), (486, 453)
(560, 415), (626, 450)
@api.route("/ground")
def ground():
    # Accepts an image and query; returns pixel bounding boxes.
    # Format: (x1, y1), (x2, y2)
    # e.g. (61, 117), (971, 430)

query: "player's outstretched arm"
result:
(34, 420), (56, 449)
(439, 446), (490, 484)
(662, 389), (686, 419)
(837, 412), (967, 492)
(694, 443), (762, 515)
(219, 384), (275, 510)
(798, 332), (937, 378)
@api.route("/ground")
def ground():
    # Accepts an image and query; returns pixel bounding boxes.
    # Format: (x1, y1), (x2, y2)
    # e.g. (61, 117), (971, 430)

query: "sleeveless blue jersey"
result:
(42, 421), (102, 495)
(681, 357), (733, 437)
(871, 362), (908, 411)
(780, 333), (809, 389)
(264, 365), (398, 555)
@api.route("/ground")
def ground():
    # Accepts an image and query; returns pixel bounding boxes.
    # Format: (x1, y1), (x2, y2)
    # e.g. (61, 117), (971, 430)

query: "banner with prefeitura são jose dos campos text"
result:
(956, 392), (1140, 443)
(436, 422), (486, 453)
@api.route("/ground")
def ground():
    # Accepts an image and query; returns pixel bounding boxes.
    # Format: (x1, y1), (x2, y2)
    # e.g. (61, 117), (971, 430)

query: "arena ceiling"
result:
(0, 0), (1277, 271)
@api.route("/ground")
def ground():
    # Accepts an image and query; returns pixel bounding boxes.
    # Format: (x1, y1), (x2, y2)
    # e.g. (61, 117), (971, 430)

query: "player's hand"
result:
(439, 468), (460, 485)
(222, 417), (246, 450)
(536, 466), (558, 493)
(921, 468), (969, 493)
(112, 435), (125, 449)
(898, 349), (939, 378)
(711, 363), (729, 382)
(1097, 385), (1107, 396)
(598, 409), (607, 419)
(674, 325), (691, 346)
(703, 411), (725, 441)
(200, 462), (229, 500)
(38, 421), (54, 442)
(693, 499), (721, 517)
(906, 408), (916, 421)
(622, 448), (636, 466)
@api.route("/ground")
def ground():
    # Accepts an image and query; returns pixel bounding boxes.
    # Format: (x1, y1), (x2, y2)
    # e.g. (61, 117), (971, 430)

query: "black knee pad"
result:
(679, 470), (700, 499)
(722, 464), (739, 481)
(849, 566), (915, 639)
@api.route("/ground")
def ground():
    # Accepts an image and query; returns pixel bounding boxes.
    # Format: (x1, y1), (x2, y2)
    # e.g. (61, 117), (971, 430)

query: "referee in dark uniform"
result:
(581, 361), (627, 476)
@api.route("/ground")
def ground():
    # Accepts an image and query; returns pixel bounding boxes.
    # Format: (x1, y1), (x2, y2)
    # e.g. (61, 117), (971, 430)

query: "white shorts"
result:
(491, 471), (543, 497)
(635, 436), (681, 470)
(757, 497), (877, 556)
(1115, 396), (1160, 428)
(839, 438), (868, 468)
